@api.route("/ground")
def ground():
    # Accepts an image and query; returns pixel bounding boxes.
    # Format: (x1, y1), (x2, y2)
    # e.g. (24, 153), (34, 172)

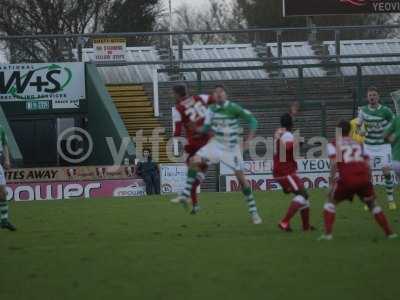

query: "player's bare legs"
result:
(234, 170), (262, 224)
(171, 155), (204, 211)
(279, 188), (312, 232)
(189, 163), (207, 214)
(170, 159), (207, 213)
(321, 120), (396, 240)
(364, 198), (397, 238)
(320, 194), (396, 241)
(298, 190), (313, 231)
(189, 176), (201, 212)
(174, 154), (262, 223)
(273, 113), (312, 232)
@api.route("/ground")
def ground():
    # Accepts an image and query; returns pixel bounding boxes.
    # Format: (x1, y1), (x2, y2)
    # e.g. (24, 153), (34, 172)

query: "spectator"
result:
(137, 149), (160, 195)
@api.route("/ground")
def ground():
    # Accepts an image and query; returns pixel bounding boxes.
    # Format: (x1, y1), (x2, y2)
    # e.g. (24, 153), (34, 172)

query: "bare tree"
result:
(160, 0), (247, 45)
(0, 0), (111, 62)
(103, 0), (162, 46)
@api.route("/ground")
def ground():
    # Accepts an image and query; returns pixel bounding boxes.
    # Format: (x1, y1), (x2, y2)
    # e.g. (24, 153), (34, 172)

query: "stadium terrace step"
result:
(111, 96), (150, 102)
(125, 127), (168, 134)
(107, 84), (170, 163)
(116, 107), (154, 113)
(122, 116), (158, 123)
(118, 112), (155, 118)
(114, 101), (152, 108)
(107, 85), (145, 92)
(112, 96), (150, 102)
(119, 119), (162, 128)
(108, 91), (148, 97)
(126, 125), (163, 131)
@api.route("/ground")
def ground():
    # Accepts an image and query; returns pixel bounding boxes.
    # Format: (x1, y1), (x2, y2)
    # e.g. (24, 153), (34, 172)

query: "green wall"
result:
(0, 105), (23, 166)
(85, 63), (135, 165)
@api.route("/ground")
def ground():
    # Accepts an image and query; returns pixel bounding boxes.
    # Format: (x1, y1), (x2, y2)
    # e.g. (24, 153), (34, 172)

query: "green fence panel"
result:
(0, 105), (23, 166)
(85, 63), (135, 165)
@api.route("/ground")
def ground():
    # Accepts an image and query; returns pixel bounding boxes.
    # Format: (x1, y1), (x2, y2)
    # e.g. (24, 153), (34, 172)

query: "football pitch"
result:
(1, 188), (399, 300)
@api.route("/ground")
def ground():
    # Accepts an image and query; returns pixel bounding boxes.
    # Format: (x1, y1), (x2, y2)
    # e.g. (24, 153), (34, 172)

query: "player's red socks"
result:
(191, 179), (200, 206)
(323, 203), (336, 235)
(323, 203), (393, 237)
(190, 172), (205, 206)
(281, 195), (306, 225)
(300, 206), (311, 230)
(372, 206), (393, 236)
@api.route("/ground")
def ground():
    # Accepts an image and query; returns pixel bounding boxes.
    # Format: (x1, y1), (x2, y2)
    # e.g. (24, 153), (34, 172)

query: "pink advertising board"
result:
(6, 179), (146, 201)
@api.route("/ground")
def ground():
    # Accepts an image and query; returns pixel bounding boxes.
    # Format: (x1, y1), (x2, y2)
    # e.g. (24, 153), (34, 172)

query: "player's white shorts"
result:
(0, 165), (6, 185)
(196, 139), (243, 171)
(364, 144), (392, 169)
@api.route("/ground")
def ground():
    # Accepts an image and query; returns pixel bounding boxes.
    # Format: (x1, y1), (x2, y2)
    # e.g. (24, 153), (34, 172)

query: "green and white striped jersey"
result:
(385, 116), (400, 161)
(358, 104), (394, 145)
(204, 100), (257, 148)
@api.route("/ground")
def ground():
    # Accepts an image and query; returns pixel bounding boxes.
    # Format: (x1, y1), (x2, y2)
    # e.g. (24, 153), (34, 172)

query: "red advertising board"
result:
(283, 0), (400, 16)
(226, 171), (395, 192)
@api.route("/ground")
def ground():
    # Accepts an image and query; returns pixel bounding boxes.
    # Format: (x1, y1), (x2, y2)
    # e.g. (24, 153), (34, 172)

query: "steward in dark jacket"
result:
(137, 149), (160, 195)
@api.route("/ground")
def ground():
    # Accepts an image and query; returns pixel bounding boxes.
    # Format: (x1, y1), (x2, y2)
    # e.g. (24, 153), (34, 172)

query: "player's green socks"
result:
(181, 169), (198, 199)
(0, 201), (9, 222)
(384, 174), (394, 202)
(242, 187), (257, 214)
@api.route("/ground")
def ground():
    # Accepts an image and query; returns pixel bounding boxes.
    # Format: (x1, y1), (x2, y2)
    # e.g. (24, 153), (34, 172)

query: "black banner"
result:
(283, 0), (400, 16)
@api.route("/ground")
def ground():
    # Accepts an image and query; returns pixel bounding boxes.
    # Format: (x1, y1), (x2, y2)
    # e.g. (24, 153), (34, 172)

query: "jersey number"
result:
(342, 144), (363, 163)
(185, 102), (207, 122)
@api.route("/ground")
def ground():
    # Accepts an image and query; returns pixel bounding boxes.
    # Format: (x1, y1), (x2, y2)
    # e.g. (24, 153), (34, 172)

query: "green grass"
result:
(0, 188), (399, 300)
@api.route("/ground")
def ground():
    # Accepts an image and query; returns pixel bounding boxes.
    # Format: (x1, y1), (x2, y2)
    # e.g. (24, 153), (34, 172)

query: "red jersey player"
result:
(319, 120), (397, 240)
(170, 84), (212, 214)
(273, 113), (313, 232)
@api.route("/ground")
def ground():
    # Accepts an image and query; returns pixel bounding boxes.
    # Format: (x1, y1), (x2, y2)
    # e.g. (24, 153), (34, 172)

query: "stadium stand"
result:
(147, 74), (400, 192)
(325, 39), (400, 76)
(82, 39), (400, 82)
(172, 44), (269, 81)
(83, 46), (169, 83)
(106, 84), (169, 163)
(266, 41), (325, 78)
(80, 39), (400, 191)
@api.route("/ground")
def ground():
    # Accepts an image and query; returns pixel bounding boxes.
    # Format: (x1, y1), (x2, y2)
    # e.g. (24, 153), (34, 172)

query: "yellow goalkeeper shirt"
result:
(350, 118), (365, 144)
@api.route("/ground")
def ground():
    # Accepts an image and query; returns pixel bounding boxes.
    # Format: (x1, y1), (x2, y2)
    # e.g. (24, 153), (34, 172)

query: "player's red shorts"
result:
(332, 175), (375, 202)
(274, 173), (304, 194)
(184, 139), (209, 163)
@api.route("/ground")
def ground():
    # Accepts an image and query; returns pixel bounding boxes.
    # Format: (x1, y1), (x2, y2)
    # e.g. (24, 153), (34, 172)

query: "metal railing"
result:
(1, 24), (400, 63)
(149, 60), (400, 118)
(2, 24), (399, 40)
(94, 52), (400, 67)
(153, 60), (400, 139)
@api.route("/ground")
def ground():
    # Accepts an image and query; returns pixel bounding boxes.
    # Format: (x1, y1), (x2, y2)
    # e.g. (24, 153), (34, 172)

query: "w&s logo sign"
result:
(0, 63), (85, 102)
